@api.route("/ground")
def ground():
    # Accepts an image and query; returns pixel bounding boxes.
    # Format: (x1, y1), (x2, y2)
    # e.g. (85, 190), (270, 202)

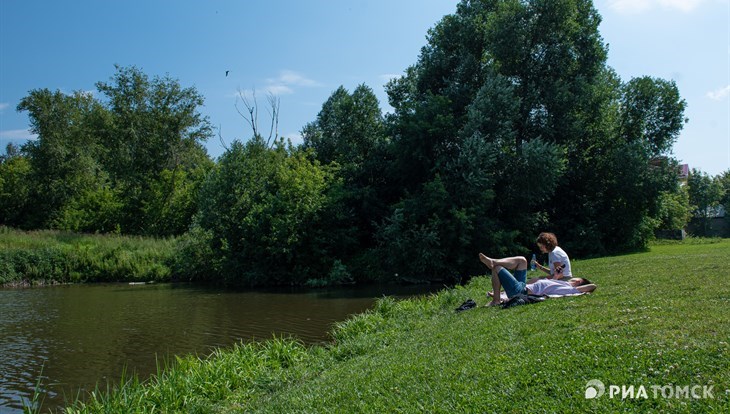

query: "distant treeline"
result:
(2, 0), (726, 287)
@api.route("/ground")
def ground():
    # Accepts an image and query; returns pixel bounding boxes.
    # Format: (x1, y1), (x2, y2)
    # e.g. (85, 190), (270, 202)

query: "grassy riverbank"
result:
(0, 227), (176, 285)
(59, 239), (730, 413)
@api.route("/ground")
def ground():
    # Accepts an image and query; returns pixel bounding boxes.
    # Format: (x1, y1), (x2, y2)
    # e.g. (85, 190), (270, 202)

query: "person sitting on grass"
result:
(528, 232), (572, 283)
(479, 253), (596, 307)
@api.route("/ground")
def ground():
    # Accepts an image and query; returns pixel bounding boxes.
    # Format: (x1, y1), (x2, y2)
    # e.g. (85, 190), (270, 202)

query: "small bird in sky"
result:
(225, 70), (230, 77)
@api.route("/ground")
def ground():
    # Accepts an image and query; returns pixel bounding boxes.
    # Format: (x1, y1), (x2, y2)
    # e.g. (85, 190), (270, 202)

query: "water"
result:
(0, 282), (440, 413)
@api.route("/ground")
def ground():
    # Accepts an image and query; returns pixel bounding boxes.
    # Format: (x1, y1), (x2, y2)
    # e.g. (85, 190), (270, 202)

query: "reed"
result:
(0, 226), (176, 285)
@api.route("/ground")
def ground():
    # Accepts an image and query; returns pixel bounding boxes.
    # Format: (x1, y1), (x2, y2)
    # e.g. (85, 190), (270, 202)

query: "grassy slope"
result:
(67, 241), (730, 413)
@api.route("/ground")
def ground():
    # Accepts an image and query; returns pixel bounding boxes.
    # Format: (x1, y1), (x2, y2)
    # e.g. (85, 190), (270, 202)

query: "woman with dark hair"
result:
(479, 253), (595, 307)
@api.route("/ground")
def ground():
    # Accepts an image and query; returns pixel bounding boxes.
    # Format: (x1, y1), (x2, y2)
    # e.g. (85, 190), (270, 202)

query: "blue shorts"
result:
(498, 268), (528, 298)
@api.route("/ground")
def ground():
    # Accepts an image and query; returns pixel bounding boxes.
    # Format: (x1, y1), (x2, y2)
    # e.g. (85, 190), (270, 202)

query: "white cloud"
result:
(232, 70), (321, 99)
(0, 129), (38, 140)
(263, 84), (294, 95)
(262, 70), (321, 96)
(0, 103), (9, 112)
(707, 85), (730, 100)
(607, 0), (706, 13)
(272, 70), (321, 87)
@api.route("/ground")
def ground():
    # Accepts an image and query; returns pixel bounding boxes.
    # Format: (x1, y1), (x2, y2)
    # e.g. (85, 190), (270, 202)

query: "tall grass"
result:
(0, 226), (177, 285)
(63, 239), (730, 413)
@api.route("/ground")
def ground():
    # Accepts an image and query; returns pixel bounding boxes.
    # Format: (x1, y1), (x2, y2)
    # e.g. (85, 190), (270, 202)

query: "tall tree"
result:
(381, 0), (687, 273)
(688, 169), (724, 236)
(17, 89), (109, 228)
(302, 85), (390, 279)
(96, 65), (213, 235)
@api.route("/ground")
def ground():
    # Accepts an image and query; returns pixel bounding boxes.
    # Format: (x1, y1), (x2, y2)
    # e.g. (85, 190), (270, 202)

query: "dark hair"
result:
(576, 277), (592, 286)
(536, 232), (558, 250)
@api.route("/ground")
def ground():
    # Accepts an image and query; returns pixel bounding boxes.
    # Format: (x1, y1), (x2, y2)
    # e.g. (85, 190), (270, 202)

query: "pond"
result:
(0, 282), (442, 413)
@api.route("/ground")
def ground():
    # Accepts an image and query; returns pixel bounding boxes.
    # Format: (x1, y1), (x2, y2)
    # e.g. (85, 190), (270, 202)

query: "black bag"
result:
(501, 294), (546, 309)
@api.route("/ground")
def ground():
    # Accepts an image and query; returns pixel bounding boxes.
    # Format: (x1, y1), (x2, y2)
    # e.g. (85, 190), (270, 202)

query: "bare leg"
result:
(487, 267), (502, 306)
(479, 254), (528, 304)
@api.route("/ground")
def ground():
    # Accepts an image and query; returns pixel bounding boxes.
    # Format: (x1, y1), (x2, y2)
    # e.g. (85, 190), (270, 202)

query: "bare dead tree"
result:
(265, 92), (280, 147)
(235, 87), (280, 147)
(217, 124), (229, 151)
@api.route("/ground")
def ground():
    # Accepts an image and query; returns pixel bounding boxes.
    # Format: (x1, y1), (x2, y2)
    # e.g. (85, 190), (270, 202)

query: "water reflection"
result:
(0, 283), (441, 413)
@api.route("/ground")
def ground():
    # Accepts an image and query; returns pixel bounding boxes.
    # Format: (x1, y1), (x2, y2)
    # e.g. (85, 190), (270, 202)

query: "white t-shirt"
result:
(527, 279), (579, 296)
(548, 246), (572, 277)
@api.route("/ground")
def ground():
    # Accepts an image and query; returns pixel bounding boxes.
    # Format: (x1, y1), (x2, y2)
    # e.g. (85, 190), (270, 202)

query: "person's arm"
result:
(551, 263), (564, 280)
(534, 261), (551, 275)
(576, 284), (597, 293)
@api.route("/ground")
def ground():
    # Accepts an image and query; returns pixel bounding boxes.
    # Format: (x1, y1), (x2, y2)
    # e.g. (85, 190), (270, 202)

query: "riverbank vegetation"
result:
(58, 240), (729, 413)
(0, 227), (175, 285)
(2, 0), (728, 288)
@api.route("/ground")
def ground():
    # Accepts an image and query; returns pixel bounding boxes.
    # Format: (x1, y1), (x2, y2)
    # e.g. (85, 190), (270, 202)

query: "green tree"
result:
(17, 89), (109, 229)
(687, 169), (724, 236)
(190, 137), (339, 287)
(380, 0), (686, 269)
(655, 186), (692, 231)
(301, 85), (390, 279)
(96, 65), (213, 235)
(0, 147), (32, 227)
(619, 77), (687, 156)
(717, 170), (730, 208)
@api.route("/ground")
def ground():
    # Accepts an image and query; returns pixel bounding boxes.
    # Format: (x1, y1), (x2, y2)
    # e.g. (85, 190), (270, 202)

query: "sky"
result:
(1, 0), (728, 176)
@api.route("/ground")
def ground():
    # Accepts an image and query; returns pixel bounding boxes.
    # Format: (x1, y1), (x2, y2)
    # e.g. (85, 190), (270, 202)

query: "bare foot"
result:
(485, 300), (502, 307)
(479, 253), (494, 269)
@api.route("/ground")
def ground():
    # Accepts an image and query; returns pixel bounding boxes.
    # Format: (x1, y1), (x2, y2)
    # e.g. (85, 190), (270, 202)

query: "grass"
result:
(0, 226), (177, 285)
(62, 240), (730, 413)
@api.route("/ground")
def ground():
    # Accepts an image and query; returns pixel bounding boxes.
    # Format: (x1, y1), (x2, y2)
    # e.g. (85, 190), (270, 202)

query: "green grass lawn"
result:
(65, 240), (730, 413)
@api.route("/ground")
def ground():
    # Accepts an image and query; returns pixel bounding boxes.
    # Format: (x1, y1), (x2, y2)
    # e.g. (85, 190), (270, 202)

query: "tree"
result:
(0, 148), (32, 227)
(619, 76), (687, 156)
(95, 65), (213, 235)
(17, 89), (108, 229)
(687, 169), (724, 236)
(382, 0), (610, 268)
(378, 0), (687, 274)
(190, 137), (339, 286)
(301, 85), (390, 279)
(655, 186), (692, 231)
(717, 170), (730, 208)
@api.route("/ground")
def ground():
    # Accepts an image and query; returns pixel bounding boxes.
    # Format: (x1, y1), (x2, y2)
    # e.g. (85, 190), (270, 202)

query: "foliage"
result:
(716, 169), (730, 208)
(5, 1), (694, 286)
(10, 65), (213, 236)
(17, 89), (108, 229)
(0, 227), (176, 285)
(302, 85), (390, 281)
(655, 186), (692, 230)
(0, 151), (32, 227)
(687, 168), (725, 236)
(95, 65), (214, 235)
(381, 0), (686, 262)
(64, 242), (730, 413)
(189, 137), (340, 287)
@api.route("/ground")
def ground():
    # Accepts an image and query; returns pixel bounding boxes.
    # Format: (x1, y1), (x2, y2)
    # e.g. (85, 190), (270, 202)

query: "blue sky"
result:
(1, 0), (728, 176)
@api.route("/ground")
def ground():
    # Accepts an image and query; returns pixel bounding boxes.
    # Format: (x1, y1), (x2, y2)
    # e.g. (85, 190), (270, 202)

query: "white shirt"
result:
(527, 279), (579, 296)
(548, 246), (572, 277)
